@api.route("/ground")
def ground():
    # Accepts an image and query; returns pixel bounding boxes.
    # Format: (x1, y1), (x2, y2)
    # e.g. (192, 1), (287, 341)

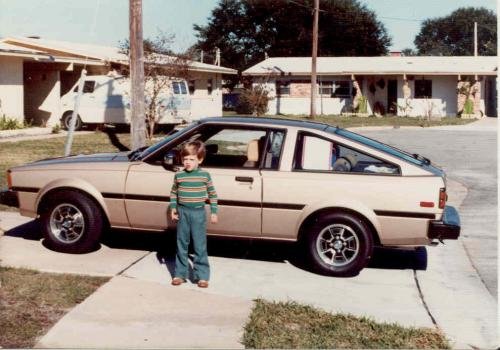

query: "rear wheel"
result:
(305, 212), (373, 276)
(62, 112), (83, 131)
(40, 190), (103, 253)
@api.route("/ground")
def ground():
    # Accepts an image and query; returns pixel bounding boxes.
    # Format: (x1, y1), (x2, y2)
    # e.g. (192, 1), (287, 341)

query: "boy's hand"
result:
(210, 213), (218, 224)
(171, 209), (179, 221)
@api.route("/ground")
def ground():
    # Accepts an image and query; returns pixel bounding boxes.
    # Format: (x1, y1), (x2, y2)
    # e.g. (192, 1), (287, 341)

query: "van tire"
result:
(62, 112), (83, 131)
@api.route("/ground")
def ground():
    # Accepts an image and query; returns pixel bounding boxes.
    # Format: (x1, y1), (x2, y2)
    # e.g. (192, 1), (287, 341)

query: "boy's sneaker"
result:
(197, 280), (209, 288)
(171, 277), (186, 286)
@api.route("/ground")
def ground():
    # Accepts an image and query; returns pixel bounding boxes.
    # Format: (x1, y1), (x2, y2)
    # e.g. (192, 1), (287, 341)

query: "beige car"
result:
(1, 117), (460, 276)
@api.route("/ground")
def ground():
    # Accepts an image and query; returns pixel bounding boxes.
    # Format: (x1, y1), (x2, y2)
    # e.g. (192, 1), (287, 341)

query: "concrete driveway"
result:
(355, 117), (497, 298)
(0, 119), (497, 349)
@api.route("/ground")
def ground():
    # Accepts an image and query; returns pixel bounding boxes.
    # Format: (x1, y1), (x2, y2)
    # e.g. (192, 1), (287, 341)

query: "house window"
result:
(414, 79), (432, 98)
(319, 81), (333, 96)
(207, 79), (213, 95)
(332, 81), (351, 98)
(188, 80), (195, 95)
(276, 80), (290, 95)
(172, 81), (187, 95)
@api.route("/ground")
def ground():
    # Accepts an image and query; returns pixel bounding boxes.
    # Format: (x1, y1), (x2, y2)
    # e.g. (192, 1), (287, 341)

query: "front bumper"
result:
(0, 188), (19, 208)
(428, 205), (460, 240)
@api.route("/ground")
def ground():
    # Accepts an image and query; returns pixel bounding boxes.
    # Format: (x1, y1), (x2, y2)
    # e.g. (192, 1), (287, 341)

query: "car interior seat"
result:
(332, 153), (358, 172)
(243, 139), (260, 167)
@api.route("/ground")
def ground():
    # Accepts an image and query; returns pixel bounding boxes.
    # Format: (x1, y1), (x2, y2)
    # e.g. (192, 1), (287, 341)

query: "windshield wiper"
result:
(128, 146), (148, 161)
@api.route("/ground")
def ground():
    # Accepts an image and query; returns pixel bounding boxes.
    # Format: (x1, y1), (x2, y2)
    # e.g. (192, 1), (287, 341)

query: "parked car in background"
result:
(1, 117), (460, 276)
(59, 75), (191, 130)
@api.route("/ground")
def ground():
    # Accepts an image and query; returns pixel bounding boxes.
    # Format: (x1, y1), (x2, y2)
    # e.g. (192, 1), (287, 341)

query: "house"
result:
(0, 36), (237, 126)
(242, 56), (498, 117)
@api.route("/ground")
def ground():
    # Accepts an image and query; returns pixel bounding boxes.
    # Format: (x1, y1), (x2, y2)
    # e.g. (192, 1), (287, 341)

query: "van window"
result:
(73, 80), (96, 93)
(172, 81), (187, 95)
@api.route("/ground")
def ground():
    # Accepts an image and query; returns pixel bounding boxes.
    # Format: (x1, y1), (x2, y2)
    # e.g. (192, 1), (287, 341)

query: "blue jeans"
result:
(174, 206), (210, 281)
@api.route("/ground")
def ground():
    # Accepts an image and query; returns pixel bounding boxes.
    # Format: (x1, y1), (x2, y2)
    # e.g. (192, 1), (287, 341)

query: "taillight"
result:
(438, 188), (447, 209)
(7, 170), (13, 189)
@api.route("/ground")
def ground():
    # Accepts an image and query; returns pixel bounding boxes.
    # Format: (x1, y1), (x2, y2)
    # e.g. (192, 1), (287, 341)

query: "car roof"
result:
(199, 116), (333, 132)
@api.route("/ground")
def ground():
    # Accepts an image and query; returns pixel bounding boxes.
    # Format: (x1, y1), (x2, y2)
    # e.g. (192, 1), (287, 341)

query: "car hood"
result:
(15, 152), (130, 168)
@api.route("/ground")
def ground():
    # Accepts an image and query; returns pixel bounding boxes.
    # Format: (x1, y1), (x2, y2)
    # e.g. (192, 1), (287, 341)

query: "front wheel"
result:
(40, 190), (104, 253)
(305, 212), (373, 277)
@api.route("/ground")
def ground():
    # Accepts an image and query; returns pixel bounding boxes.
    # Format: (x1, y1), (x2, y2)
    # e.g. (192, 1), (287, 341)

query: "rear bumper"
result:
(428, 205), (460, 240)
(0, 188), (19, 208)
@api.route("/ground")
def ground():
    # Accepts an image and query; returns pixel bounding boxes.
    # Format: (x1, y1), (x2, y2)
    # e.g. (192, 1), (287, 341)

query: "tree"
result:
(120, 32), (191, 138)
(193, 0), (391, 72)
(414, 7), (497, 56)
(401, 48), (417, 56)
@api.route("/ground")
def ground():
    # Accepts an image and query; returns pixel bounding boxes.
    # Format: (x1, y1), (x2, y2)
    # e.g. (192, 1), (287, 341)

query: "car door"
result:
(201, 127), (266, 237)
(124, 124), (265, 238)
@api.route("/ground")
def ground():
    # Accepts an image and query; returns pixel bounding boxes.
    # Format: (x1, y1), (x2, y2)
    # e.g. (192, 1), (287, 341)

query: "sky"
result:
(0, 0), (497, 53)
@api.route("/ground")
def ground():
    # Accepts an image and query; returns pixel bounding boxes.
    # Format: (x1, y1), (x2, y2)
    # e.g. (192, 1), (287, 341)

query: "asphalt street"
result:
(357, 126), (498, 298)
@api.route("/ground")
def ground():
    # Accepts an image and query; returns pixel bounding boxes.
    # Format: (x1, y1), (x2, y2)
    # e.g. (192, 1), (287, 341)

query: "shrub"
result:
(235, 85), (273, 116)
(463, 99), (474, 115)
(355, 96), (368, 113)
(0, 116), (25, 130)
(51, 124), (61, 134)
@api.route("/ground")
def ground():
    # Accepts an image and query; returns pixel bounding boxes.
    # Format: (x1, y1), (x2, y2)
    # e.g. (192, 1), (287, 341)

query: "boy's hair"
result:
(180, 140), (206, 160)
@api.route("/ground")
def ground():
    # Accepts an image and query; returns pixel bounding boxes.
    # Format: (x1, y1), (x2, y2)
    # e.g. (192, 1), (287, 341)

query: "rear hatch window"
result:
(327, 126), (444, 176)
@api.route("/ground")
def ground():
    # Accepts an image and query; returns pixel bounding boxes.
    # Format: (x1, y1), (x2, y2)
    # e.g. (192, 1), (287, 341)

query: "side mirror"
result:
(163, 150), (179, 170)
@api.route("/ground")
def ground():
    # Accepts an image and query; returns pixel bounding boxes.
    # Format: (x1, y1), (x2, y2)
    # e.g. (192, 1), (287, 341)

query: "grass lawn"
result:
(0, 266), (109, 348)
(223, 111), (476, 128)
(243, 300), (450, 349)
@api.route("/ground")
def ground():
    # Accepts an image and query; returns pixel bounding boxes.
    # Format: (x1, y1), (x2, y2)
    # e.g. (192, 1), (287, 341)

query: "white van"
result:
(59, 75), (191, 130)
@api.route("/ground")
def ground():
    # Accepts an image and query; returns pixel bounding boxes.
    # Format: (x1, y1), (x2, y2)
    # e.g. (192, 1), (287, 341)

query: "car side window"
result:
(294, 133), (400, 175)
(203, 129), (267, 168)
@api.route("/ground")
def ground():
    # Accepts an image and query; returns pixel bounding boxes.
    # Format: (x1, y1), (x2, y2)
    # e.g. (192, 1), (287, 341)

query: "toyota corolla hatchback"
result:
(1, 117), (460, 276)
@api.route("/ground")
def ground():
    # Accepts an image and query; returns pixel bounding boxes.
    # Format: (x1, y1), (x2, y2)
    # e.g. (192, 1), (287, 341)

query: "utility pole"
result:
(309, 0), (319, 119)
(474, 21), (478, 56)
(129, 0), (146, 150)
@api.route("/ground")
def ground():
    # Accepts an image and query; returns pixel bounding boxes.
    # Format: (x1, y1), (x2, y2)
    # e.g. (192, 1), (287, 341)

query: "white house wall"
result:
(0, 56), (24, 120)
(189, 72), (223, 119)
(255, 75), (488, 117)
(24, 69), (61, 126)
(256, 77), (352, 115)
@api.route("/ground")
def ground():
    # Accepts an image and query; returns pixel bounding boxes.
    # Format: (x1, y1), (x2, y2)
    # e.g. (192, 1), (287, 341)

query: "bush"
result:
(51, 124), (61, 134)
(355, 96), (368, 113)
(235, 86), (273, 116)
(463, 99), (474, 115)
(0, 116), (25, 130)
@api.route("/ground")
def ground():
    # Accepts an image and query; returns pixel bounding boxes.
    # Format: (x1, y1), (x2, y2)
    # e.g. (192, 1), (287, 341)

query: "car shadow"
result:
(101, 229), (428, 276)
(3, 219), (42, 240)
(4, 224), (427, 276)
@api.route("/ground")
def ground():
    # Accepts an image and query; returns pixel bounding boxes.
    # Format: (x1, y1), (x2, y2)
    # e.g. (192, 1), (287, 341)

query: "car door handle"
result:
(235, 176), (253, 183)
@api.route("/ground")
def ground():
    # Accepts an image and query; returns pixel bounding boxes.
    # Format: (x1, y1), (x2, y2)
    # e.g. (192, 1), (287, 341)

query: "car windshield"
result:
(137, 123), (199, 159)
(327, 126), (427, 166)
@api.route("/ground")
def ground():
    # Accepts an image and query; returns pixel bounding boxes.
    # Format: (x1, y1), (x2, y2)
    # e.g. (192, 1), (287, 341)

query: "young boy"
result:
(169, 141), (218, 288)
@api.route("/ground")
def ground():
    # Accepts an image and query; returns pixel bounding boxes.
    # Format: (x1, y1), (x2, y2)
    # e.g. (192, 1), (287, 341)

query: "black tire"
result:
(40, 190), (104, 253)
(305, 212), (373, 277)
(62, 112), (83, 131)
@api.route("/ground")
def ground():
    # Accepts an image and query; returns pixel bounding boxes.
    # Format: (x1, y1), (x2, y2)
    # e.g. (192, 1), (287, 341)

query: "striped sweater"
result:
(170, 168), (218, 214)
